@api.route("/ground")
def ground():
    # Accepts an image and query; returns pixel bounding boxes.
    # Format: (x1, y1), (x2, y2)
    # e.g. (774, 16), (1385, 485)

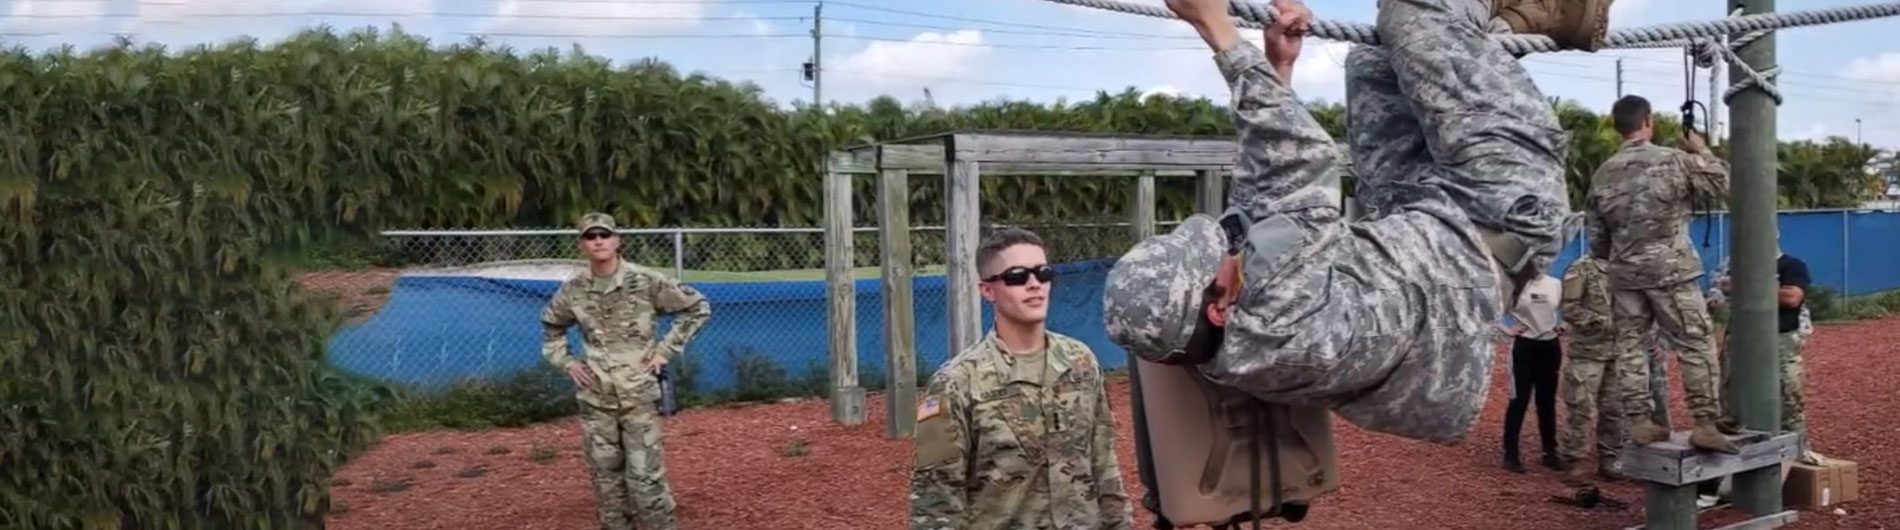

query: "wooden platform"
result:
(1614, 430), (1801, 530)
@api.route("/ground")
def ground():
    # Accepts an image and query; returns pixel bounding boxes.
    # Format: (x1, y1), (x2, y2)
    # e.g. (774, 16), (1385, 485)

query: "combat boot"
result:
(1629, 419), (1670, 446)
(1560, 464), (1595, 487)
(1492, 0), (1618, 51)
(1714, 416), (1743, 435)
(1689, 419), (1740, 454)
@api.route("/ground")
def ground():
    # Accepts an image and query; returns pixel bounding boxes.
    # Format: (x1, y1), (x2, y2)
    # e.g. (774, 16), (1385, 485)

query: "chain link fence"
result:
(304, 220), (1178, 406)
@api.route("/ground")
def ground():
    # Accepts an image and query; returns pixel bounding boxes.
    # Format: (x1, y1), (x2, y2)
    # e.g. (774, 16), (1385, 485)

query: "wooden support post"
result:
(944, 138), (982, 357)
(824, 152), (866, 426)
(878, 162), (918, 439)
(1727, 0), (1783, 516)
(1130, 171), (1156, 241)
(1195, 169), (1224, 216)
(1643, 483), (1699, 530)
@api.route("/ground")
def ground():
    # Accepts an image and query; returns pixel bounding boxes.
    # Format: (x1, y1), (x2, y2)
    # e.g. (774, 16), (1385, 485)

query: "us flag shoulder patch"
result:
(918, 397), (942, 420)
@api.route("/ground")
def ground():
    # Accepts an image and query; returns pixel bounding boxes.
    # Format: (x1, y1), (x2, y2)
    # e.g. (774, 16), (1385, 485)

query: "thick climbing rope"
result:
(1046, 0), (1900, 106)
(1039, 0), (1900, 56)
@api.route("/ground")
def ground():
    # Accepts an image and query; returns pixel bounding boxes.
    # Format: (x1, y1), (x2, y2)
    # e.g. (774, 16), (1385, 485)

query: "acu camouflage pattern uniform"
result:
(909, 331), (1132, 530)
(1129, 0), (1569, 443)
(541, 213), (712, 530)
(1584, 138), (1730, 428)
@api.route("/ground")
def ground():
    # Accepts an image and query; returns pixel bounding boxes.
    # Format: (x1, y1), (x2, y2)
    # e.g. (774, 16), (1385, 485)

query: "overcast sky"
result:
(5, 0), (1897, 149)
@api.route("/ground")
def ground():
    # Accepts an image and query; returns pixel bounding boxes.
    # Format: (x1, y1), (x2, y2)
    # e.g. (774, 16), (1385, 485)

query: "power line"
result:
(9, 12), (813, 21)
(827, 16), (1199, 40)
(453, 32), (807, 39)
(822, 0), (1185, 39)
(827, 68), (1103, 91)
(824, 34), (1201, 50)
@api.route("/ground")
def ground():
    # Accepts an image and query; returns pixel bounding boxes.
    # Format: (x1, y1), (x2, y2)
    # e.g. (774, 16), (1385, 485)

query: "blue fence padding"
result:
(331, 211), (1899, 392)
(1545, 211), (1892, 296)
(1849, 212), (1900, 296)
(325, 260), (1132, 392)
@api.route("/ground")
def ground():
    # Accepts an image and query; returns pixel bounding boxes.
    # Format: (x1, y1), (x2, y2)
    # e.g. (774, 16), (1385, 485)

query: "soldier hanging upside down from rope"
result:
(1106, 0), (1611, 442)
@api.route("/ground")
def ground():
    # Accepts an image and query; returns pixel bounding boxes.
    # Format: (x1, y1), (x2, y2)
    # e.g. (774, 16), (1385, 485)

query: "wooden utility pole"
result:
(1727, 0), (1785, 516)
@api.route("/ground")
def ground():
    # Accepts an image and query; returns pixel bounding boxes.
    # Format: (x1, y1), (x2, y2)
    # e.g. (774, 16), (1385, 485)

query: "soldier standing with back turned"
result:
(1584, 95), (1736, 453)
(1556, 255), (1631, 482)
(541, 212), (712, 530)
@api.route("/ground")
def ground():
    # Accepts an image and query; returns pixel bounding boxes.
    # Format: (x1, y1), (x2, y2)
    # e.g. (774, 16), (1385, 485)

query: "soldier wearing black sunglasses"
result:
(910, 227), (1133, 530)
(539, 212), (710, 530)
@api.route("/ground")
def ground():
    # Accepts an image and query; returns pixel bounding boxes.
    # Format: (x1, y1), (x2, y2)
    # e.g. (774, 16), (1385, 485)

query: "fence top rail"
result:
(380, 221), (1187, 238)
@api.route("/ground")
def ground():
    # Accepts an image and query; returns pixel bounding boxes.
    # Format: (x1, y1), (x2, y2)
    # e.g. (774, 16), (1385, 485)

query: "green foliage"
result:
(1, 96), (391, 530)
(1808, 285), (1900, 322)
(373, 364), (577, 433)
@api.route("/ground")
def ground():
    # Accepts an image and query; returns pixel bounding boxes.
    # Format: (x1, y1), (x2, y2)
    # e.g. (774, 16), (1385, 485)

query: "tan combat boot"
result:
(1629, 419), (1670, 446)
(1690, 418), (1741, 454)
(1493, 0), (1618, 51)
(1561, 464), (1595, 487)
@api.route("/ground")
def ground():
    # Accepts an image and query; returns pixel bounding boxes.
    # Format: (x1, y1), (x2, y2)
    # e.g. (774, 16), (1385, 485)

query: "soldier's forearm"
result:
(1213, 41), (1342, 251)
(655, 303), (711, 358)
(541, 325), (574, 367)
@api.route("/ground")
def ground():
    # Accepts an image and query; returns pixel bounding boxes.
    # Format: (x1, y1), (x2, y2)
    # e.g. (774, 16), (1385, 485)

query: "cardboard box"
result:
(1784, 458), (1859, 508)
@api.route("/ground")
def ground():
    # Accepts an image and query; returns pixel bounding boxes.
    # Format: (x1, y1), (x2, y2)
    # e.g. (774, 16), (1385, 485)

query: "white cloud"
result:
(2, 0), (110, 35)
(1842, 52), (1900, 106)
(1142, 84), (1184, 99)
(1844, 52), (1900, 83)
(106, 0), (442, 49)
(1289, 40), (1350, 103)
(479, 0), (710, 35)
(833, 30), (992, 90)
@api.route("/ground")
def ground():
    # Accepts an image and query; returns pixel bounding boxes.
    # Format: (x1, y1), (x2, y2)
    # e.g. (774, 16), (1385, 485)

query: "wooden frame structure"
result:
(822, 130), (1238, 437)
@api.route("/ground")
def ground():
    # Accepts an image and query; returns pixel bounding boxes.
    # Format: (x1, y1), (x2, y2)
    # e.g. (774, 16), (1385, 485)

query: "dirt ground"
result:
(327, 315), (1899, 530)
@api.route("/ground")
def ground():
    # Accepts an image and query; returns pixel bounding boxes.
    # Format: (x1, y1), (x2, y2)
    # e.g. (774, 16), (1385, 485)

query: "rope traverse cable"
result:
(1038, 0), (1900, 55)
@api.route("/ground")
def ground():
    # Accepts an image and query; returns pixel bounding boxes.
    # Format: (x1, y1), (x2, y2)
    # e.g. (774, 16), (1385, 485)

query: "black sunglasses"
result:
(581, 230), (616, 241)
(983, 265), (1055, 286)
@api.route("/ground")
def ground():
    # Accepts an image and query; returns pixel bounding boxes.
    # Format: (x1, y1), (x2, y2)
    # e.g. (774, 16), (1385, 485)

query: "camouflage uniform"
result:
(1584, 138), (1730, 430)
(1707, 257), (1815, 455)
(541, 214), (712, 530)
(1123, 0), (1567, 443)
(909, 331), (1132, 530)
(1555, 257), (1626, 468)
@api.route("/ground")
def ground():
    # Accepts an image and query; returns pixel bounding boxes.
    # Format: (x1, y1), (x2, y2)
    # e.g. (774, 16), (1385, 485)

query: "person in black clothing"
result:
(1697, 248), (1820, 504)
(1499, 273), (1567, 473)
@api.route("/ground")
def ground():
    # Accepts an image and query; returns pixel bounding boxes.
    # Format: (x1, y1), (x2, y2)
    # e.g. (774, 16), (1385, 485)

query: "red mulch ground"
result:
(328, 316), (1899, 530)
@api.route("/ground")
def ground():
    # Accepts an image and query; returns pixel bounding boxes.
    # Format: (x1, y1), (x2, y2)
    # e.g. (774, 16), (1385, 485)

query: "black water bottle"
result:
(657, 369), (678, 416)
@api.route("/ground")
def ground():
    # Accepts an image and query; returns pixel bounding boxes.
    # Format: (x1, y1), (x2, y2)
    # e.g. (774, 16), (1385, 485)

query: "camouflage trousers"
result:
(1612, 281), (1721, 423)
(1199, 0), (1568, 443)
(1557, 347), (1670, 465)
(579, 403), (678, 530)
(1557, 351), (1622, 464)
(1718, 328), (1810, 453)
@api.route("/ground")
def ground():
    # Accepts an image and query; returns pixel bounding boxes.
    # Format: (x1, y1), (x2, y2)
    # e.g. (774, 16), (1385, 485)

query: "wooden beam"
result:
(866, 143), (1217, 175)
(944, 139), (982, 358)
(1130, 171), (1156, 241)
(824, 152), (866, 425)
(878, 166), (918, 439)
(1195, 169), (1224, 216)
(1617, 431), (1799, 486)
(952, 132), (1239, 169)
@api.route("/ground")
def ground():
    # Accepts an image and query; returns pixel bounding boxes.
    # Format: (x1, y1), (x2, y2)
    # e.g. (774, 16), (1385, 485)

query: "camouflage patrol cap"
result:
(1102, 214), (1225, 364)
(576, 212), (615, 234)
